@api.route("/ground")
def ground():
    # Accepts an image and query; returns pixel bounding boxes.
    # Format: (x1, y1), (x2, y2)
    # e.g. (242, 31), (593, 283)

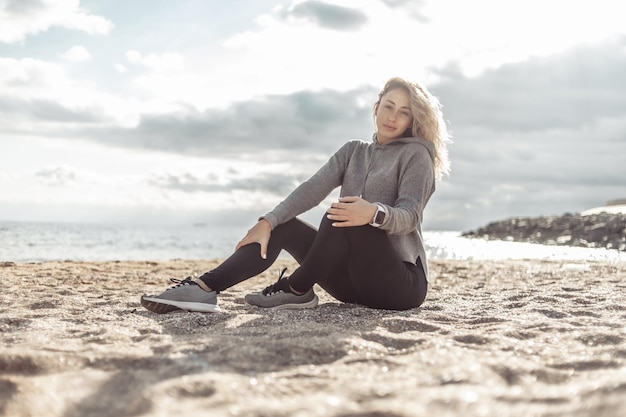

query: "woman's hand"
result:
(235, 219), (272, 259)
(326, 196), (378, 227)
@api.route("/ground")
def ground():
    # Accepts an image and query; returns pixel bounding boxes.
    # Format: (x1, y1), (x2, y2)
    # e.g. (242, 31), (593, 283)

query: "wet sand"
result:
(1, 258), (625, 417)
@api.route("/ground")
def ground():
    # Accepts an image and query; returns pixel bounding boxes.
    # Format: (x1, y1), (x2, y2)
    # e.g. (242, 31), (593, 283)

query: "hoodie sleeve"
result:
(261, 141), (356, 229)
(378, 144), (435, 235)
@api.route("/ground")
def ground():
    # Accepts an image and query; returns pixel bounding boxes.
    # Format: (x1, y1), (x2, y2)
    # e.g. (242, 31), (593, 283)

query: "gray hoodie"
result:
(262, 134), (436, 282)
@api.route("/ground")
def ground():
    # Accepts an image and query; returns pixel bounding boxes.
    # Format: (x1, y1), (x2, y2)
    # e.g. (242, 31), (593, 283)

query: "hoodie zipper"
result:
(360, 144), (385, 198)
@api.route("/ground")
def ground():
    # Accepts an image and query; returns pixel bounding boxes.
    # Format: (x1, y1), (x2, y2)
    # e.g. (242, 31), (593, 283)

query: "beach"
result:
(1, 258), (625, 417)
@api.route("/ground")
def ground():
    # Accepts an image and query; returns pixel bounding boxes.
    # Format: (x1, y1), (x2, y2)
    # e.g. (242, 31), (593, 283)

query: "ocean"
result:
(0, 221), (624, 263)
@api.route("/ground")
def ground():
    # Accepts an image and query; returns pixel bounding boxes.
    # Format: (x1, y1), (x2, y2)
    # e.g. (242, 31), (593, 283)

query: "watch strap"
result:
(370, 204), (387, 227)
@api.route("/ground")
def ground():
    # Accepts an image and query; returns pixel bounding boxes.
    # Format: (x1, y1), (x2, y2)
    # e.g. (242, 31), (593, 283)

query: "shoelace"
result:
(167, 276), (197, 290)
(262, 268), (289, 296)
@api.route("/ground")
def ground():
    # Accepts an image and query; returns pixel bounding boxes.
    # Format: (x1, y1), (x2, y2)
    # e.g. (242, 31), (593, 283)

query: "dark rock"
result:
(462, 212), (626, 251)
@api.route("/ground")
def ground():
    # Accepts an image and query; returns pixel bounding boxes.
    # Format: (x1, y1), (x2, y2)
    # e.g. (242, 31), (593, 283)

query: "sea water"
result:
(0, 221), (623, 263)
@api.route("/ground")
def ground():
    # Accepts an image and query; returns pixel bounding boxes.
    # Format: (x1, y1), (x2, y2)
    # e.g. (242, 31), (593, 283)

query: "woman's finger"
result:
(259, 239), (268, 259)
(331, 219), (354, 227)
(339, 196), (359, 203)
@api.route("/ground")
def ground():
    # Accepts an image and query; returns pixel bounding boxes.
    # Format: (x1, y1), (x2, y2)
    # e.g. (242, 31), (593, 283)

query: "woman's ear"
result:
(373, 102), (379, 116)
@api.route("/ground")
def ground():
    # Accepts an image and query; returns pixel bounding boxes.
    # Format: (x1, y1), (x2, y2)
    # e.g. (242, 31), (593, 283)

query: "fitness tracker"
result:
(369, 204), (387, 227)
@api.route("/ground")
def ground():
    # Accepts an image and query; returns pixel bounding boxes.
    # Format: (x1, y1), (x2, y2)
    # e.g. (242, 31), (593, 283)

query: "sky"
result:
(0, 0), (625, 231)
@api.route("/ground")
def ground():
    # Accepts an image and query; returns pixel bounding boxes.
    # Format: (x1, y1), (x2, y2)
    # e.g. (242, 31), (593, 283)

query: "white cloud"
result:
(0, 0), (113, 43)
(121, 51), (192, 105)
(0, 56), (187, 132)
(0, 135), (304, 225)
(425, 0), (626, 76)
(71, 1), (624, 115)
(59, 45), (91, 62)
(286, 0), (368, 31)
(35, 165), (78, 186)
(218, 0), (626, 95)
(125, 50), (185, 72)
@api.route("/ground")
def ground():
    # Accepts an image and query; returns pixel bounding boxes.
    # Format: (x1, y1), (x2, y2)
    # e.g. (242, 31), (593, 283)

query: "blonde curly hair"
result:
(375, 77), (451, 179)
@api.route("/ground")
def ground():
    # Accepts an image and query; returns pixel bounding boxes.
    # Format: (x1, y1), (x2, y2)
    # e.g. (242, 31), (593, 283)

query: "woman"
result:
(141, 76), (451, 313)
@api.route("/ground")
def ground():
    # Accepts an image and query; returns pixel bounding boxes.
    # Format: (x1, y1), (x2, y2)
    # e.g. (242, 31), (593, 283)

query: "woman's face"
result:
(375, 88), (413, 144)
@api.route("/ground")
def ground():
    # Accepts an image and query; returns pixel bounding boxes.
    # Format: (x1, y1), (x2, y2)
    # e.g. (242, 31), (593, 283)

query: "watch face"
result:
(375, 210), (386, 224)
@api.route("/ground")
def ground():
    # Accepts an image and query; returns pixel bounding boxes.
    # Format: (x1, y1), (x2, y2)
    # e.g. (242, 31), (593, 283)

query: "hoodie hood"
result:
(372, 133), (435, 163)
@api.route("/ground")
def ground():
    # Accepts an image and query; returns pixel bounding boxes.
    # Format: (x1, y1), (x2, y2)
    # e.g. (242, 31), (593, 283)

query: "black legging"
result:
(200, 216), (427, 310)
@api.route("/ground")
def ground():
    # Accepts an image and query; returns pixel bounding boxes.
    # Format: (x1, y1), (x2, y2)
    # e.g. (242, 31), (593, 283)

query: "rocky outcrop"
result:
(462, 212), (626, 251)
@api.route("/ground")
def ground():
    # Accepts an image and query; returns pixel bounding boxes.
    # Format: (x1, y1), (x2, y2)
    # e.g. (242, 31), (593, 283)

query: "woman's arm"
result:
(261, 141), (356, 229)
(239, 141), (356, 258)
(381, 148), (435, 234)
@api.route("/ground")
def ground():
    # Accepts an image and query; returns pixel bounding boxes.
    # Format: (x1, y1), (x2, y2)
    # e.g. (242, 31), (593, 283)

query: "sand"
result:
(1, 258), (625, 417)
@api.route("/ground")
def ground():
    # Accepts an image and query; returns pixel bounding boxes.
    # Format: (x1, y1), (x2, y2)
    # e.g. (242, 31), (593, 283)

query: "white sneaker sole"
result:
(141, 296), (221, 313)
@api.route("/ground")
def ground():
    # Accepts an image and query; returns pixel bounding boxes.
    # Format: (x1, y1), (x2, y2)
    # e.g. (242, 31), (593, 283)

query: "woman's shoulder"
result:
(394, 137), (435, 161)
(345, 138), (370, 147)
(334, 138), (370, 154)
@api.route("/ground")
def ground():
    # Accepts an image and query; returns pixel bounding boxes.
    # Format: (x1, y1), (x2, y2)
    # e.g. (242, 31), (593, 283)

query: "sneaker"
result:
(140, 277), (220, 314)
(245, 268), (318, 310)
